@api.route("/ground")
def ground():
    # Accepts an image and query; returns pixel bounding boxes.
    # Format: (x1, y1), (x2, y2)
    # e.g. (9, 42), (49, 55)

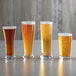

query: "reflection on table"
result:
(58, 59), (72, 76)
(5, 60), (16, 76)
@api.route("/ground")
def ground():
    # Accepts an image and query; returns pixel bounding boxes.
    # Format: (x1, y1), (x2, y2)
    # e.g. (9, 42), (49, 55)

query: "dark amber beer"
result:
(3, 26), (16, 59)
(21, 21), (35, 58)
(40, 21), (53, 59)
(58, 33), (72, 58)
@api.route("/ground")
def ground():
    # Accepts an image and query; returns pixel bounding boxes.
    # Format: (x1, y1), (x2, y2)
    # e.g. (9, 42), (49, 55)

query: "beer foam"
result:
(58, 33), (72, 36)
(21, 21), (35, 25)
(40, 21), (53, 25)
(3, 26), (16, 29)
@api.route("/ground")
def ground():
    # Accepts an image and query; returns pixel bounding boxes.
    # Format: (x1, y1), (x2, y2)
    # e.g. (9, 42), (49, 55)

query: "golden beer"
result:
(3, 26), (16, 59)
(58, 33), (72, 58)
(40, 21), (53, 58)
(21, 21), (35, 58)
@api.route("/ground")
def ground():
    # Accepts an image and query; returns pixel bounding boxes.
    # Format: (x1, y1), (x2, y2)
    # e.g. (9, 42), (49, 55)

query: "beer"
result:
(40, 21), (53, 58)
(21, 21), (35, 57)
(3, 26), (16, 58)
(58, 33), (72, 57)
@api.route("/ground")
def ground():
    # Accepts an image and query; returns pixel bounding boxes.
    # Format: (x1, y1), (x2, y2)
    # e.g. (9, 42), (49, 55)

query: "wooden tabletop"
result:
(0, 40), (76, 76)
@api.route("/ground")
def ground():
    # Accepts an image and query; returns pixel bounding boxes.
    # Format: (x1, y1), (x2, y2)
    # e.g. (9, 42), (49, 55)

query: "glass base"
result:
(40, 55), (52, 59)
(23, 55), (34, 59)
(5, 55), (16, 59)
(59, 56), (70, 59)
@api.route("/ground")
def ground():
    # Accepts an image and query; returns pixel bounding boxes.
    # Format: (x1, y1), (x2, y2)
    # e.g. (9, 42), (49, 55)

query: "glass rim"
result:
(40, 21), (53, 25)
(58, 33), (72, 36)
(3, 26), (16, 29)
(21, 21), (35, 25)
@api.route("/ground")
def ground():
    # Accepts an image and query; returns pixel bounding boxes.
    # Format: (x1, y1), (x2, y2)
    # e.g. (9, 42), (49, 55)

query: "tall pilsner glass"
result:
(40, 21), (53, 59)
(3, 26), (16, 59)
(21, 21), (35, 59)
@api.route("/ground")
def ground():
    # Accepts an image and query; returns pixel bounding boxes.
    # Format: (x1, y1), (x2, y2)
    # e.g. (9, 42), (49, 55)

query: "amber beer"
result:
(40, 21), (53, 59)
(58, 33), (72, 58)
(3, 26), (16, 59)
(21, 21), (35, 58)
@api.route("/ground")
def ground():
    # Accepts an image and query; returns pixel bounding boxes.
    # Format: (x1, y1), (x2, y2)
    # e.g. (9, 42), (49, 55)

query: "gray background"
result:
(0, 0), (76, 40)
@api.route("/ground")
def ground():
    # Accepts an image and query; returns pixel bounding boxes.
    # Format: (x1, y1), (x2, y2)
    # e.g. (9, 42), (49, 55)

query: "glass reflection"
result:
(40, 61), (45, 76)
(40, 60), (52, 76)
(5, 60), (16, 76)
(58, 59), (72, 76)
(23, 59), (33, 76)
(5, 60), (9, 76)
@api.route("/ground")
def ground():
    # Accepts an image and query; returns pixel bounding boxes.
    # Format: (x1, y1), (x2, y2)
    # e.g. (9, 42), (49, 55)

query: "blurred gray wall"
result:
(0, 0), (76, 40)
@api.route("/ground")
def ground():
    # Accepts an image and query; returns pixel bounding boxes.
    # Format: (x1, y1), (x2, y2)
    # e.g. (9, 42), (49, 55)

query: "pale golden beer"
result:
(21, 21), (35, 58)
(3, 26), (16, 59)
(40, 21), (53, 59)
(58, 33), (72, 58)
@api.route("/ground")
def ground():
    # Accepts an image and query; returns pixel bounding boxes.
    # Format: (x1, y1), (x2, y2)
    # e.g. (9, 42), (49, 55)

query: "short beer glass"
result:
(58, 33), (72, 58)
(40, 21), (53, 59)
(3, 26), (16, 59)
(21, 21), (35, 59)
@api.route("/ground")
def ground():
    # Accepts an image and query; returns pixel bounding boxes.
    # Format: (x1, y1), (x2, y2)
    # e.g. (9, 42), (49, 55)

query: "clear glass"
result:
(58, 33), (72, 58)
(21, 21), (35, 59)
(3, 26), (16, 59)
(40, 21), (53, 59)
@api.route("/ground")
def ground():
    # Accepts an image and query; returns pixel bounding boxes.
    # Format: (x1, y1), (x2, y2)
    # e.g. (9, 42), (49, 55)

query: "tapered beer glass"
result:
(58, 33), (72, 58)
(3, 26), (16, 59)
(21, 21), (35, 59)
(40, 21), (53, 59)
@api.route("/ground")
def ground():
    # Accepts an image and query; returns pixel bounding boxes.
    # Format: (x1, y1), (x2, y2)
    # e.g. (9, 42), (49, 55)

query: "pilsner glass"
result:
(40, 21), (53, 59)
(21, 21), (35, 59)
(3, 26), (16, 59)
(58, 33), (72, 58)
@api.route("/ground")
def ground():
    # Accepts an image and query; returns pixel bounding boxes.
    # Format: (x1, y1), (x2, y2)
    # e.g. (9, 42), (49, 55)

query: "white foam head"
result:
(58, 33), (72, 36)
(40, 21), (53, 25)
(21, 21), (35, 25)
(3, 26), (16, 29)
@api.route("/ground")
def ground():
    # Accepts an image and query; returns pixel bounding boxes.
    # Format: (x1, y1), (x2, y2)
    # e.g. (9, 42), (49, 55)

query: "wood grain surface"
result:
(0, 0), (76, 40)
